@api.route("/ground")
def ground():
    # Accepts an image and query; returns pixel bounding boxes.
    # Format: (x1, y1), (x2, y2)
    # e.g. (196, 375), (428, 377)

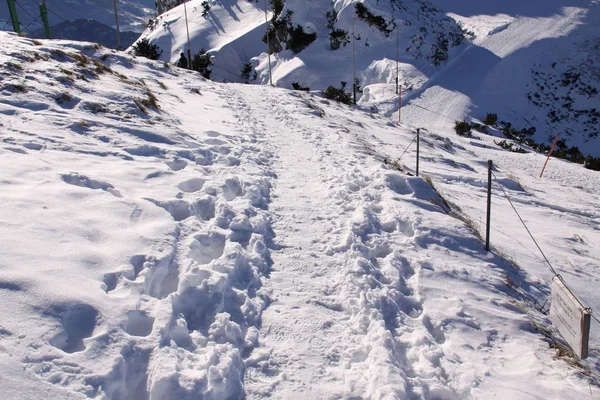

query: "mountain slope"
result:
(398, 0), (600, 156)
(1, 31), (600, 399)
(134, 0), (600, 156)
(0, 0), (154, 33)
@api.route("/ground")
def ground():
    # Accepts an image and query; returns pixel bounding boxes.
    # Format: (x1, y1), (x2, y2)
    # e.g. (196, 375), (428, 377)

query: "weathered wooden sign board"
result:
(549, 276), (591, 359)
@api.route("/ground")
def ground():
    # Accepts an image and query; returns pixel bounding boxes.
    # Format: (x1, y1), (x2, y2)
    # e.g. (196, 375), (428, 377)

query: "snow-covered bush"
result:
(354, 3), (394, 37)
(201, 1), (211, 17)
(329, 29), (350, 50)
(191, 49), (213, 79)
(454, 121), (472, 136)
(323, 82), (352, 105)
(132, 39), (163, 60)
(287, 25), (317, 54)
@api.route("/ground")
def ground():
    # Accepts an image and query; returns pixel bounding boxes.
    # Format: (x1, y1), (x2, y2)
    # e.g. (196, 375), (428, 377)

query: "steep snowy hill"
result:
(0, 0), (154, 33)
(139, 0), (468, 88)
(1, 31), (600, 399)
(133, 0), (600, 157)
(400, 0), (600, 156)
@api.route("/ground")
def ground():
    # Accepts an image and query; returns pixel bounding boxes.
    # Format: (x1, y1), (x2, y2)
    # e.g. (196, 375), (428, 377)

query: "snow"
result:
(1, 1), (600, 397)
(0, 0), (155, 33)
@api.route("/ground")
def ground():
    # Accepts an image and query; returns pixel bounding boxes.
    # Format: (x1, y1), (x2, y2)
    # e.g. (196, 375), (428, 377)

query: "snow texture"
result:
(1, 1), (600, 398)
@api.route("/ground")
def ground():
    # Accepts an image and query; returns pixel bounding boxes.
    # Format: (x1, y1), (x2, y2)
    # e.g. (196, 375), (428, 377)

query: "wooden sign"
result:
(549, 276), (591, 359)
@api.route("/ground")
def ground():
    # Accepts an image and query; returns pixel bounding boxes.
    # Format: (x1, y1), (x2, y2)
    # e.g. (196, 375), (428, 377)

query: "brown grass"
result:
(68, 52), (90, 66)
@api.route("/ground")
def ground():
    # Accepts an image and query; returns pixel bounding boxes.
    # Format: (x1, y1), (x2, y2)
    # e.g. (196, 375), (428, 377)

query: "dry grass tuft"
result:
(68, 52), (90, 66)
(54, 92), (74, 104)
(91, 59), (113, 75)
(141, 89), (159, 110)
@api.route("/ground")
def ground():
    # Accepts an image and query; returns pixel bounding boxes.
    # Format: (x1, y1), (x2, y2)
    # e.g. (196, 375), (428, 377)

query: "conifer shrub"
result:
(454, 121), (472, 136)
(323, 82), (352, 105)
(132, 39), (163, 60)
(241, 62), (256, 83)
(191, 49), (212, 79)
(585, 156), (600, 171)
(287, 25), (317, 54)
(431, 36), (449, 66)
(201, 1), (211, 17)
(329, 29), (350, 50)
(483, 113), (498, 126)
(292, 82), (310, 92)
(354, 3), (393, 37)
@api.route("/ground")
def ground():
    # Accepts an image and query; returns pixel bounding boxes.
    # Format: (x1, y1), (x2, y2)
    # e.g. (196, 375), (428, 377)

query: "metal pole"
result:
(416, 128), (420, 176)
(485, 160), (493, 251)
(6, 0), (20, 34)
(352, 18), (356, 104)
(398, 87), (401, 123)
(539, 134), (560, 178)
(183, 0), (192, 67)
(40, 1), (51, 38)
(113, 0), (121, 50)
(264, 0), (273, 86)
(396, 20), (399, 95)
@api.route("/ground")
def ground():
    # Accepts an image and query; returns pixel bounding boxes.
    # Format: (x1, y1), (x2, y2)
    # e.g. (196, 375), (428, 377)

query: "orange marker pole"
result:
(539, 134), (560, 178)
(398, 87), (402, 124)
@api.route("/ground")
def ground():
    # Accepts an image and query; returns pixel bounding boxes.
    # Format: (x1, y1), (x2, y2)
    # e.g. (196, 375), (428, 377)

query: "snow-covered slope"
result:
(139, 0), (468, 87)
(133, 0), (600, 156)
(376, 0), (600, 155)
(1, 31), (600, 399)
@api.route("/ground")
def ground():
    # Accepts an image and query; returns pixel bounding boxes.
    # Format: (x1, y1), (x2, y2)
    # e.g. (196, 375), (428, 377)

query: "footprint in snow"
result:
(47, 303), (99, 354)
(178, 178), (205, 193)
(60, 172), (121, 197)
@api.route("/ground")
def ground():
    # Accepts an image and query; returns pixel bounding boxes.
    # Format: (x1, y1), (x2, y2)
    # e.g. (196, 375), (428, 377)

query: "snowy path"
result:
(234, 87), (455, 398)
(228, 86), (352, 397)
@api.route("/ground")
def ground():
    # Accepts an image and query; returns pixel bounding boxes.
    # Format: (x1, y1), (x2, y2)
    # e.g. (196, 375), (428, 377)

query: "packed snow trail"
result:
(232, 86), (404, 398)
(232, 86), (463, 398)
(224, 86), (597, 399)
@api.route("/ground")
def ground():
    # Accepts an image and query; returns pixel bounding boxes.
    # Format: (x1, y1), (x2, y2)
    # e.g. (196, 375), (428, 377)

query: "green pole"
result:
(40, 2), (51, 38)
(6, 0), (21, 34)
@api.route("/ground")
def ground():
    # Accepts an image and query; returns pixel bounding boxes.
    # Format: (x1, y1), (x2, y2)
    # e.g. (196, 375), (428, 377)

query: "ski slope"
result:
(1, 31), (599, 399)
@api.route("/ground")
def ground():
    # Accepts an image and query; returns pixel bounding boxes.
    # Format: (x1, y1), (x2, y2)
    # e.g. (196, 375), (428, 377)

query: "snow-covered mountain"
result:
(29, 19), (141, 50)
(0, 0), (155, 34)
(132, 0), (600, 156)
(1, 26), (600, 399)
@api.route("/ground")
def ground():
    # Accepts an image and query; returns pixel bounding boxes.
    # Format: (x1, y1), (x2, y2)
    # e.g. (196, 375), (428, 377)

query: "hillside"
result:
(0, 0), (154, 34)
(1, 30), (600, 399)
(29, 19), (141, 50)
(133, 0), (600, 157)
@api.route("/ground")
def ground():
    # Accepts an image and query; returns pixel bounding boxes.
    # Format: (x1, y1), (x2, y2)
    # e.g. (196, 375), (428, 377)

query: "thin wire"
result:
(45, 6), (69, 23)
(491, 171), (558, 276)
(395, 133), (418, 163)
(22, 16), (41, 31)
(408, 102), (458, 123)
(15, 1), (38, 21)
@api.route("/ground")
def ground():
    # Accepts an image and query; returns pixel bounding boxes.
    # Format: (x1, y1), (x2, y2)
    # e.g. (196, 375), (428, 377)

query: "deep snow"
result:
(1, 29), (599, 399)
